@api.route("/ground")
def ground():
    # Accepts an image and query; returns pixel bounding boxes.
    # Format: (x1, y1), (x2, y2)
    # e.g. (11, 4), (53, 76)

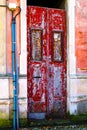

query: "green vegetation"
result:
(0, 114), (87, 129)
(0, 112), (9, 119)
(17, 114), (87, 129)
(67, 113), (87, 123)
(0, 119), (12, 129)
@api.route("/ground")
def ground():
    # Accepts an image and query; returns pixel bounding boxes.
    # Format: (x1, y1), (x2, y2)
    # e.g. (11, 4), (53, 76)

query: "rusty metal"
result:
(27, 6), (66, 119)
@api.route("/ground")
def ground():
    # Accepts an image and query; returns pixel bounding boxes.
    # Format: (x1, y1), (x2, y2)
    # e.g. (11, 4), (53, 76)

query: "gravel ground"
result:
(20, 125), (87, 130)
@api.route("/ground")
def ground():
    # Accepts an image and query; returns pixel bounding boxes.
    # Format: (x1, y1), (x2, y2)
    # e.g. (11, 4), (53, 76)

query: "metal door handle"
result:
(32, 76), (41, 78)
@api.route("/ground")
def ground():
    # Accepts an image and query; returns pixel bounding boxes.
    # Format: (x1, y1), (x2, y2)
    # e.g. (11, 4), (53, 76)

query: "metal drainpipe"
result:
(12, 15), (19, 130)
(0, 4), (20, 130)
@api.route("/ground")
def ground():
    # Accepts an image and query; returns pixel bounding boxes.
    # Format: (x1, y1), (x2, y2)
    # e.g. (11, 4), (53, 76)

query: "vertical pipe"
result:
(12, 16), (19, 130)
(12, 17), (15, 80)
(15, 21), (19, 130)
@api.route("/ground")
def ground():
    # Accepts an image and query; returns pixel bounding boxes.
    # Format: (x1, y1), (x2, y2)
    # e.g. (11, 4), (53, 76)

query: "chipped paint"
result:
(27, 6), (66, 118)
(46, 8), (66, 116)
(54, 67), (62, 97)
(27, 6), (47, 116)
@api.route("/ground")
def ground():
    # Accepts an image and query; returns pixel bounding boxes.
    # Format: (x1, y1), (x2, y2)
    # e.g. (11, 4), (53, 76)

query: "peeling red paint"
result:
(27, 6), (66, 118)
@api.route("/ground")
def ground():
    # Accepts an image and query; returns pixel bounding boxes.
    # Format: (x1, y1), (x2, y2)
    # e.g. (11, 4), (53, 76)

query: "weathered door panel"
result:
(47, 9), (67, 116)
(27, 6), (67, 119)
(27, 6), (47, 118)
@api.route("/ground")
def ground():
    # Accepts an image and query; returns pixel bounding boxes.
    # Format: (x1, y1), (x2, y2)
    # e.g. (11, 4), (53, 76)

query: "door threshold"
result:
(28, 113), (46, 119)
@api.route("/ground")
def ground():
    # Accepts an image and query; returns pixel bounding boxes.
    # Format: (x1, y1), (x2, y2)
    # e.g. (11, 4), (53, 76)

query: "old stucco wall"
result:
(67, 0), (87, 115)
(67, 0), (77, 114)
(0, 0), (7, 118)
(0, 0), (27, 119)
(7, 0), (27, 118)
(75, 0), (87, 114)
(76, 0), (87, 73)
(0, 0), (6, 73)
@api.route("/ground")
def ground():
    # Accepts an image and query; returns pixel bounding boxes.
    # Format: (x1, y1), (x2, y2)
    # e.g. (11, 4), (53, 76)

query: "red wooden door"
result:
(47, 8), (67, 117)
(27, 6), (66, 119)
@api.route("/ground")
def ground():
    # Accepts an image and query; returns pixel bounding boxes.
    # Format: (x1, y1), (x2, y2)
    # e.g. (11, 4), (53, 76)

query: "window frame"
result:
(52, 30), (64, 62)
(30, 28), (43, 61)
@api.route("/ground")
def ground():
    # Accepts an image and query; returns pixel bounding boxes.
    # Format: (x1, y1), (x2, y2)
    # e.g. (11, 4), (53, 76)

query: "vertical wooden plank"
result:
(47, 8), (67, 117)
(27, 6), (47, 119)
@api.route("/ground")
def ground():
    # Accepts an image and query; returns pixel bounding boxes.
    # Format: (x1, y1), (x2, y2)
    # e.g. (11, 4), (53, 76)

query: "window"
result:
(52, 31), (63, 62)
(30, 29), (42, 61)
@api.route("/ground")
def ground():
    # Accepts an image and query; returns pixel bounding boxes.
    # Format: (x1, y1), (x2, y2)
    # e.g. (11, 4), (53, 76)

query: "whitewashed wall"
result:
(0, 0), (27, 119)
(19, 0), (27, 118)
(67, 0), (77, 114)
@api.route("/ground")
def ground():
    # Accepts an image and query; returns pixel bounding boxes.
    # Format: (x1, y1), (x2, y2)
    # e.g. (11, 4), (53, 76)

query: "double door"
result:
(27, 6), (66, 119)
